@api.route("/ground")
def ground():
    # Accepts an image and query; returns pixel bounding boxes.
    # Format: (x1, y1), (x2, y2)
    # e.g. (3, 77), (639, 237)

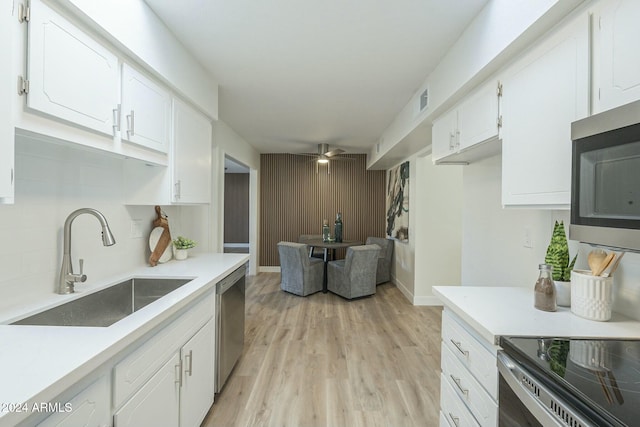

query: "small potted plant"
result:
(173, 236), (196, 260)
(544, 221), (577, 307)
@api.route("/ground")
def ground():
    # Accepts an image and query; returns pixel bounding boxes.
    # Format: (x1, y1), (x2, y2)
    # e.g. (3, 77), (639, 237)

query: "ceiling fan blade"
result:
(294, 153), (319, 157)
(326, 156), (354, 161)
(324, 148), (345, 157)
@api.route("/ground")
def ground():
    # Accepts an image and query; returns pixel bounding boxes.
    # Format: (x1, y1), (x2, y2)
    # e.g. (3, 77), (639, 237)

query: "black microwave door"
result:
(572, 122), (640, 230)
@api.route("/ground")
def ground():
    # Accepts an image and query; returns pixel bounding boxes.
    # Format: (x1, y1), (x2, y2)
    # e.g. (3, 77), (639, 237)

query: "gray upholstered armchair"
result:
(366, 236), (393, 285)
(277, 241), (323, 296)
(327, 244), (380, 299)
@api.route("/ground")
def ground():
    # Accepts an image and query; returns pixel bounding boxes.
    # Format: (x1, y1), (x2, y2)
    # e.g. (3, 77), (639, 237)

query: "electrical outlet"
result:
(524, 227), (533, 248)
(130, 219), (143, 238)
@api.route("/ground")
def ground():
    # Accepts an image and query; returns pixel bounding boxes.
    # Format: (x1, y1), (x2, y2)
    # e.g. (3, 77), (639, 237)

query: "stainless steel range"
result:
(498, 337), (639, 427)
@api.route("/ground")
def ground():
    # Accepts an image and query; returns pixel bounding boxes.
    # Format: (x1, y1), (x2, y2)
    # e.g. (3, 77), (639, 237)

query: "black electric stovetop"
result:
(501, 337), (640, 427)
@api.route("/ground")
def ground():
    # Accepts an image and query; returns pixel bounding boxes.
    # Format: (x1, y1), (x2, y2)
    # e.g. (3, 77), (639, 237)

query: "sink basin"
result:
(12, 278), (193, 327)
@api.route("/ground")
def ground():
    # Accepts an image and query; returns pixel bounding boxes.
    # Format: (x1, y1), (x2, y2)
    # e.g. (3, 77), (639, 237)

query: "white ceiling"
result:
(145, 0), (489, 156)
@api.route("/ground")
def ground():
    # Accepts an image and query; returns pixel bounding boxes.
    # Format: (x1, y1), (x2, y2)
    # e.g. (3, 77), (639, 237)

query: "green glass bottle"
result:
(334, 212), (343, 243)
(322, 219), (330, 242)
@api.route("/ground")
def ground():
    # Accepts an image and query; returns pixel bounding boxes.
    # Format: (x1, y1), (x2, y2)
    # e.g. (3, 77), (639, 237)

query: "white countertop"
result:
(433, 286), (640, 345)
(0, 253), (249, 427)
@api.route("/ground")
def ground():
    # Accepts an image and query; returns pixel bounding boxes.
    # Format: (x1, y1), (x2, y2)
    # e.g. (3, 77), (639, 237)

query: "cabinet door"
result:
(38, 376), (110, 427)
(27, 0), (119, 137)
(172, 98), (212, 203)
(432, 108), (458, 162)
(114, 353), (181, 427)
(121, 64), (171, 153)
(0, 0), (14, 202)
(501, 13), (589, 207)
(180, 320), (215, 427)
(457, 81), (499, 152)
(593, 0), (640, 113)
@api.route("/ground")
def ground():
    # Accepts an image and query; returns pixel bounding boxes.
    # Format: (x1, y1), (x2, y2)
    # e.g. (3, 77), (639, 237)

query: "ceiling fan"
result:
(295, 143), (353, 164)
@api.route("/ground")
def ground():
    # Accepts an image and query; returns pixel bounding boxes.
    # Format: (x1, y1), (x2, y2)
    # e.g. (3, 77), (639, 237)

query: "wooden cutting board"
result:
(149, 206), (172, 266)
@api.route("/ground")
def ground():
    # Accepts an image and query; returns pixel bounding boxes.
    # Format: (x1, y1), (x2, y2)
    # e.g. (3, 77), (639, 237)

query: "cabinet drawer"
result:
(441, 345), (497, 427)
(440, 373), (481, 427)
(113, 290), (213, 408)
(441, 310), (498, 399)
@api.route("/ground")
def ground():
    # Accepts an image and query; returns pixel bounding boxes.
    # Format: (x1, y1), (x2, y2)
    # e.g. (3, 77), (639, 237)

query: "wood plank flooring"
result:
(201, 273), (443, 427)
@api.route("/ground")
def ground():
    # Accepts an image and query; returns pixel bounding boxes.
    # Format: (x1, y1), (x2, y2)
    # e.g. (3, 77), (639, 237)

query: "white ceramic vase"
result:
(554, 280), (571, 307)
(174, 248), (188, 260)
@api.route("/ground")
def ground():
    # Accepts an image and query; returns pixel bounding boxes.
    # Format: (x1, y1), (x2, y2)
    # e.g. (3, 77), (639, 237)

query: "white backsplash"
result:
(0, 135), (209, 316)
(462, 154), (640, 321)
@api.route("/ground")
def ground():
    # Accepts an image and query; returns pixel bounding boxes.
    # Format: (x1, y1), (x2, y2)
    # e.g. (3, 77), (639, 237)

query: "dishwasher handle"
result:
(217, 264), (246, 294)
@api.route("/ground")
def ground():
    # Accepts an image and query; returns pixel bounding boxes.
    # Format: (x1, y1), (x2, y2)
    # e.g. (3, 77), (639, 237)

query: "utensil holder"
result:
(570, 270), (613, 321)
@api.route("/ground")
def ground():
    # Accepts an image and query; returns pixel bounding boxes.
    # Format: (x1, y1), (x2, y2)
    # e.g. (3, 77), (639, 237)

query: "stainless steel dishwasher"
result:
(215, 264), (246, 393)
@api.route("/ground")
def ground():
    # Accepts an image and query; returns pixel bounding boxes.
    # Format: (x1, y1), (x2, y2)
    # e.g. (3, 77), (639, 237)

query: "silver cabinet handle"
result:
(449, 132), (455, 150)
(112, 104), (121, 133)
(450, 374), (469, 397)
(455, 130), (461, 149)
(174, 180), (181, 200)
(448, 412), (460, 427)
(175, 359), (183, 386)
(126, 110), (135, 137)
(185, 350), (193, 376)
(450, 339), (469, 357)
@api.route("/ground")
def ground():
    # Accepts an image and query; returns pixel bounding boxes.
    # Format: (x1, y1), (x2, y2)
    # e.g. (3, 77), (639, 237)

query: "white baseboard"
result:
(393, 275), (414, 303)
(259, 266), (281, 273)
(413, 296), (443, 306)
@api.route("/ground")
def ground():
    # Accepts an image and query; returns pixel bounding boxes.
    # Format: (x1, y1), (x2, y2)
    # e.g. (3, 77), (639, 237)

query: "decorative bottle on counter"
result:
(334, 212), (343, 243)
(534, 263), (557, 312)
(322, 219), (330, 242)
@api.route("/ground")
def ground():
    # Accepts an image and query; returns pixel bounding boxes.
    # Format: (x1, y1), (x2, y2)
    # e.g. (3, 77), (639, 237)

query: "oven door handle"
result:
(497, 352), (593, 427)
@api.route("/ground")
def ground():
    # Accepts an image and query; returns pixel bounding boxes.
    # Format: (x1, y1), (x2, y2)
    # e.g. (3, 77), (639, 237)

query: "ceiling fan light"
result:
(317, 155), (329, 164)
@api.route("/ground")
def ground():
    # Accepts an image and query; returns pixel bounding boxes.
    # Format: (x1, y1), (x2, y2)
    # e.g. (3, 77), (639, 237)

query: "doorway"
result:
(223, 157), (250, 254)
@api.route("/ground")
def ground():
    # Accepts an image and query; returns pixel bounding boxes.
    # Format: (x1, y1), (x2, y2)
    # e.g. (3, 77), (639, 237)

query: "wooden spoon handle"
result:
(594, 253), (615, 277)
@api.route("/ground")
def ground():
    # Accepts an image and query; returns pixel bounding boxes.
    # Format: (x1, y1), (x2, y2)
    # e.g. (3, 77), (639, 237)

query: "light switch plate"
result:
(130, 219), (143, 238)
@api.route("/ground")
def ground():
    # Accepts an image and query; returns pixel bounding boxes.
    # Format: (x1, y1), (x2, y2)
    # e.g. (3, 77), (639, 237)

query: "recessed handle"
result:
(448, 412), (460, 427)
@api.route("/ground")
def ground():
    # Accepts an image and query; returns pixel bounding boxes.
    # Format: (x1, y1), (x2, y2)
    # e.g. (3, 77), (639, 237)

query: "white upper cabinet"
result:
(432, 80), (501, 164)
(121, 64), (171, 153)
(501, 12), (589, 208)
(592, 0), (640, 113)
(27, 0), (119, 137)
(0, 0), (14, 203)
(172, 98), (212, 203)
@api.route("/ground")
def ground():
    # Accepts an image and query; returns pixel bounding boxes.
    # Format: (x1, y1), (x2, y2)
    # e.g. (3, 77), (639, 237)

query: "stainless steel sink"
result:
(12, 278), (193, 327)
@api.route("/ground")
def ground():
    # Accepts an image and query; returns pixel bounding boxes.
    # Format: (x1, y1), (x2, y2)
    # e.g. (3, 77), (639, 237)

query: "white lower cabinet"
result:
(37, 376), (110, 427)
(114, 320), (214, 427)
(113, 292), (215, 427)
(179, 320), (215, 427)
(440, 309), (498, 427)
(114, 352), (181, 427)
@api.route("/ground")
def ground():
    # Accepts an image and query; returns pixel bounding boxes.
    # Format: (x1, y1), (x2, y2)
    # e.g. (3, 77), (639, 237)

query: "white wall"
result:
(211, 121), (260, 275)
(391, 152), (464, 304)
(0, 134), (207, 318)
(413, 154), (463, 304)
(460, 154), (640, 321)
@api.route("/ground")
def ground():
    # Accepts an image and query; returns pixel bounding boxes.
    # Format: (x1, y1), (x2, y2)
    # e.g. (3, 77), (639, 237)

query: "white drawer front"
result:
(442, 310), (498, 399)
(440, 373), (481, 427)
(440, 411), (453, 427)
(113, 291), (213, 408)
(441, 345), (497, 427)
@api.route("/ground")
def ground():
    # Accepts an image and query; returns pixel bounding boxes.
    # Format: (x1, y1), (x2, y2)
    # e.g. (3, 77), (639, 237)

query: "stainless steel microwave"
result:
(570, 99), (640, 252)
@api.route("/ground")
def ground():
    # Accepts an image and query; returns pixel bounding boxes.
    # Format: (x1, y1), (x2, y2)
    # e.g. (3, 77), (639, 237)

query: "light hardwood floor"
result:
(202, 273), (443, 427)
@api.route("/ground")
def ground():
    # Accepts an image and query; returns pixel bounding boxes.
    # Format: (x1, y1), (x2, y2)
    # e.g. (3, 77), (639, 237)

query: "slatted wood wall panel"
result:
(224, 173), (249, 243)
(260, 154), (386, 266)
